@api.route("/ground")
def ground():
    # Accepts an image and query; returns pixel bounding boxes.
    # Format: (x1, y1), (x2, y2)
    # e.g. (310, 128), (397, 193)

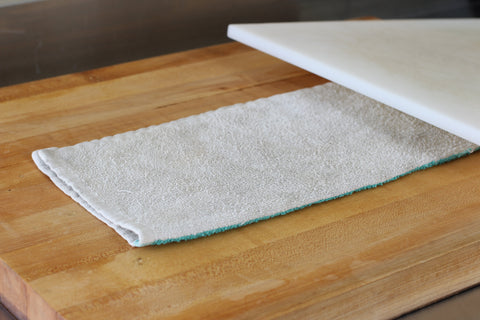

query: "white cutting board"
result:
(228, 19), (480, 145)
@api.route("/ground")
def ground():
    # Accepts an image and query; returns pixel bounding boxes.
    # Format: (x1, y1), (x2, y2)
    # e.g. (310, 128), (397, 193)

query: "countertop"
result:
(1, 42), (480, 319)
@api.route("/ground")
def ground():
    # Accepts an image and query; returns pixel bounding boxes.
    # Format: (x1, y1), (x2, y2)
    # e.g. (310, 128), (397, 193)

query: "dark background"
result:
(0, 0), (479, 87)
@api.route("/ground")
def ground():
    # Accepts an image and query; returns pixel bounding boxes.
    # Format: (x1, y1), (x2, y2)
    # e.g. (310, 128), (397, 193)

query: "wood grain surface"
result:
(1, 42), (479, 320)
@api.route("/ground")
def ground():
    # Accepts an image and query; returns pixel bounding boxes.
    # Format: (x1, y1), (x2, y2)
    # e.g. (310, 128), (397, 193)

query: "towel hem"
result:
(133, 147), (478, 247)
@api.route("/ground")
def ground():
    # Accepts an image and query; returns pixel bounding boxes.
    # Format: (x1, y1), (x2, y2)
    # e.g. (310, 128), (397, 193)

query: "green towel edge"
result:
(134, 147), (479, 247)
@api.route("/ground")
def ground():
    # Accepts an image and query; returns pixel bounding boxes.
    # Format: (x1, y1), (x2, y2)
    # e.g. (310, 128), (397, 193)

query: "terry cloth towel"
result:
(32, 83), (478, 247)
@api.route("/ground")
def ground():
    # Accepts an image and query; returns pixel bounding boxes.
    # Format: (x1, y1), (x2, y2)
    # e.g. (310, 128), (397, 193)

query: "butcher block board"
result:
(1, 42), (480, 320)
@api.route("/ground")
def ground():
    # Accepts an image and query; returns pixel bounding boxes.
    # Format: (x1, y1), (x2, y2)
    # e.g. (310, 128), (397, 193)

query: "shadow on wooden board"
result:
(0, 303), (16, 320)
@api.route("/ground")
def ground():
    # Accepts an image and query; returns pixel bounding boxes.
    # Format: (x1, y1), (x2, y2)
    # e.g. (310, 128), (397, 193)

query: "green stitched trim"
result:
(134, 147), (479, 247)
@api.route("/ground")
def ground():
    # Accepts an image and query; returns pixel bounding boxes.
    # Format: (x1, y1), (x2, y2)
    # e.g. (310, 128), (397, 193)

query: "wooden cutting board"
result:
(1, 42), (480, 320)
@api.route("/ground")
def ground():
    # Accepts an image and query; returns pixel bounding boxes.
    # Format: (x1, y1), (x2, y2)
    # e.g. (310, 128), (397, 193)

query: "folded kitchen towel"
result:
(32, 83), (478, 247)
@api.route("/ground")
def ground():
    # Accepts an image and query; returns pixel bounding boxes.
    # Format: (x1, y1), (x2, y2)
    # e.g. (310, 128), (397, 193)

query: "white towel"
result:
(32, 83), (477, 246)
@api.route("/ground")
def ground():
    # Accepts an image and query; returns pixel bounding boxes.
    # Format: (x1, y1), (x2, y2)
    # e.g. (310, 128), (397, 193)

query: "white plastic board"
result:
(228, 19), (480, 145)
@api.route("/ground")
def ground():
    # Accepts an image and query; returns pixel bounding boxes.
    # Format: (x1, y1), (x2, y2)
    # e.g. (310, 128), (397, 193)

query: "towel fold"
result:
(32, 83), (477, 246)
